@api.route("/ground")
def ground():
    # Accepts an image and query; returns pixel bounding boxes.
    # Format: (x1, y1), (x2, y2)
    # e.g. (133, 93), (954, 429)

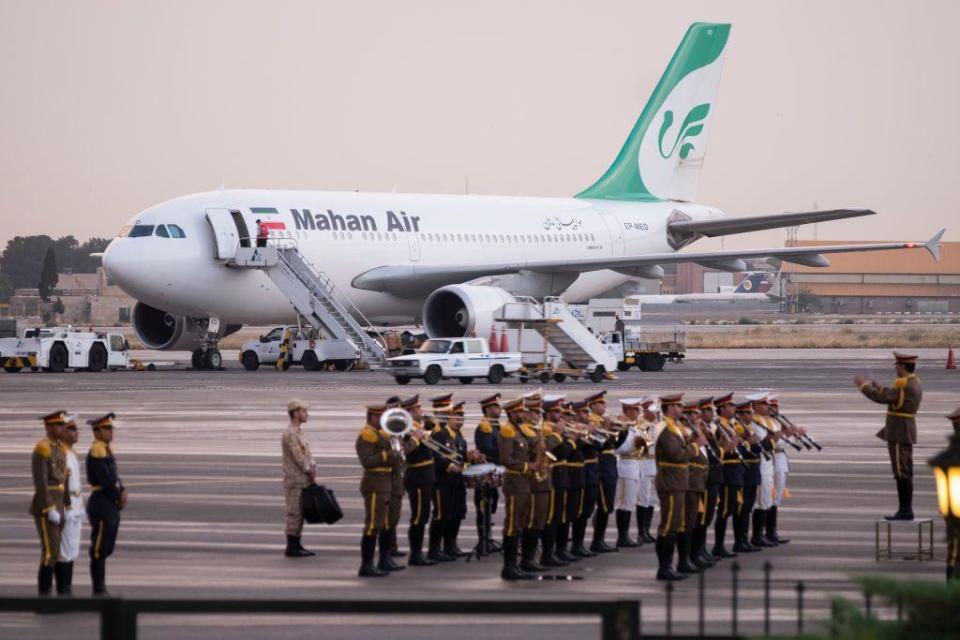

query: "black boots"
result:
(90, 558), (108, 595)
(389, 528), (406, 558)
(427, 521), (455, 562)
(501, 536), (534, 581)
(767, 506), (790, 544)
(540, 525), (568, 567)
(733, 511), (757, 553)
(557, 523), (578, 562)
(636, 506), (656, 543)
(713, 516), (737, 558)
(407, 524), (436, 566)
(358, 534), (387, 577)
(691, 525), (715, 568)
(615, 510), (639, 548)
(752, 510), (775, 548)
(443, 520), (466, 558)
(570, 518), (595, 558)
(284, 534), (314, 557)
(655, 536), (684, 581)
(675, 532), (699, 574)
(38, 565), (54, 596)
(378, 529), (405, 572)
(520, 529), (545, 572)
(885, 479), (915, 521)
(590, 512), (618, 553)
(54, 562), (73, 596)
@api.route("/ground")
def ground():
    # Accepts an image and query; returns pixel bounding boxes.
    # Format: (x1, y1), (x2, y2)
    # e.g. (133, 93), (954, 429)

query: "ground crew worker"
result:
(356, 404), (404, 577)
(401, 394), (436, 566)
(749, 394), (778, 548)
(636, 398), (659, 544)
(855, 352), (922, 521)
(58, 417), (84, 595)
(256, 219), (269, 247)
(430, 401), (472, 560)
(86, 413), (126, 596)
(614, 399), (645, 548)
(31, 410), (68, 596)
(281, 399), (316, 558)
(711, 393), (743, 558)
(733, 401), (762, 553)
(499, 397), (537, 580)
(571, 400), (599, 558)
(473, 393), (502, 554)
(654, 394), (690, 581)
(540, 396), (571, 567)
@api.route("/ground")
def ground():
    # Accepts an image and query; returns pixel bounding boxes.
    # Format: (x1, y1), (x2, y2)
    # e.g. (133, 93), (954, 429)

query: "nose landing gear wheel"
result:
(203, 348), (222, 370)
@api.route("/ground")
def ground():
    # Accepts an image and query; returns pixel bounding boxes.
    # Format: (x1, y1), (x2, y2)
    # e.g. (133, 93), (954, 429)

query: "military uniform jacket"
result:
(544, 423), (571, 490)
(655, 417), (690, 493)
(860, 374), (921, 444)
(566, 438), (585, 489)
(716, 417), (745, 487)
(499, 421), (532, 495)
(281, 423), (314, 489)
(704, 422), (724, 486)
(616, 418), (643, 480)
(687, 441), (708, 492)
(404, 419), (436, 488)
(734, 420), (762, 486)
(474, 418), (500, 464)
(580, 434), (601, 486)
(86, 440), (123, 511)
(356, 424), (401, 494)
(30, 437), (67, 516)
(432, 425), (467, 488)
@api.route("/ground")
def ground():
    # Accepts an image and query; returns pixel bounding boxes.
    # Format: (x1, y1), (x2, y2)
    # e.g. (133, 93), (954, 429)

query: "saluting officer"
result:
(635, 398), (660, 544)
(58, 415), (84, 595)
(473, 393), (502, 554)
(86, 413), (126, 596)
(733, 401), (762, 553)
(654, 394), (691, 581)
(401, 395), (436, 566)
(540, 396), (571, 567)
(31, 411), (69, 596)
(855, 352), (923, 520)
(614, 399), (645, 548)
(711, 393), (743, 559)
(499, 397), (537, 580)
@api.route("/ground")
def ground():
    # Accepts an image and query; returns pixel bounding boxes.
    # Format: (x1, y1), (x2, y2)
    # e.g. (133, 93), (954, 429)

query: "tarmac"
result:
(0, 347), (956, 638)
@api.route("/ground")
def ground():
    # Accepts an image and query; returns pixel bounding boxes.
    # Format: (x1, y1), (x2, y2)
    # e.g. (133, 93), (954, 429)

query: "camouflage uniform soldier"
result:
(281, 399), (316, 557)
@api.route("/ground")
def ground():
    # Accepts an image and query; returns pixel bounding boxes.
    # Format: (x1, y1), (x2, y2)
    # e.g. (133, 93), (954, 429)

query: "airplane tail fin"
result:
(734, 272), (768, 294)
(576, 23), (730, 203)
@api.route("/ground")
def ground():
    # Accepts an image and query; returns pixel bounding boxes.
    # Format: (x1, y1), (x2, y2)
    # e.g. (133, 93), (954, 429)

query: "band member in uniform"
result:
(356, 404), (405, 577)
(31, 411), (68, 596)
(86, 413), (126, 595)
(749, 394), (777, 548)
(425, 393), (453, 432)
(696, 397), (723, 567)
(614, 399), (645, 548)
(572, 400), (600, 558)
(855, 352), (922, 521)
(588, 391), (622, 554)
(58, 416), (83, 595)
(636, 399), (659, 544)
(558, 402), (584, 563)
(733, 401), (762, 553)
(655, 394), (691, 581)
(474, 393), (502, 554)
(679, 403), (708, 574)
(281, 399), (317, 558)
(499, 397), (538, 580)
(521, 392), (551, 572)
(711, 393), (743, 558)
(383, 396), (407, 563)
(430, 401), (474, 560)
(765, 396), (792, 545)
(401, 395), (436, 566)
(540, 396), (571, 567)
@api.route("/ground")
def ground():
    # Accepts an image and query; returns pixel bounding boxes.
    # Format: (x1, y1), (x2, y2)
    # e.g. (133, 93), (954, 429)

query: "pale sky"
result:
(1, 1), (957, 250)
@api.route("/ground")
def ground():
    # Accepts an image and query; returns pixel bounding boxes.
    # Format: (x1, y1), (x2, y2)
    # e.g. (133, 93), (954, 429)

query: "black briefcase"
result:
(301, 484), (343, 525)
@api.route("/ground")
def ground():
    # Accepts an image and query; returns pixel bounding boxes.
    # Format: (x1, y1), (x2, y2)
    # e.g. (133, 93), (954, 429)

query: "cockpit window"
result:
(167, 224), (186, 238)
(155, 225), (170, 238)
(128, 225), (155, 238)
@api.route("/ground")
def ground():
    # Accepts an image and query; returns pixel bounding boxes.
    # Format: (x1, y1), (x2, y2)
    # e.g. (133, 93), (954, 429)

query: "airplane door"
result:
(407, 230), (421, 262)
(205, 208), (241, 260)
(599, 212), (625, 256)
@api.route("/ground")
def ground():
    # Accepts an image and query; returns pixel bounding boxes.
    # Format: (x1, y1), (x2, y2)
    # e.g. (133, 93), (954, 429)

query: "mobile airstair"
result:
(496, 296), (618, 382)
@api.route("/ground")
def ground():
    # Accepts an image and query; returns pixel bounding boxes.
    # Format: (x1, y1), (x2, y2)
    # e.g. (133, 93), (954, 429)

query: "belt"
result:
(366, 467), (392, 473)
(887, 411), (916, 419)
(90, 485), (101, 492)
(70, 491), (81, 497)
(407, 460), (433, 468)
(601, 451), (617, 456)
(505, 469), (528, 476)
(47, 484), (64, 491)
(620, 455), (643, 461)
(657, 462), (689, 469)
(584, 459), (598, 465)
(744, 460), (760, 465)
(689, 463), (707, 469)
(567, 462), (584, 468)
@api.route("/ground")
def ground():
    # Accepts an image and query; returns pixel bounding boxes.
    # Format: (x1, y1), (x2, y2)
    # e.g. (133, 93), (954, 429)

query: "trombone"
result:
(772, 412), (822, 451)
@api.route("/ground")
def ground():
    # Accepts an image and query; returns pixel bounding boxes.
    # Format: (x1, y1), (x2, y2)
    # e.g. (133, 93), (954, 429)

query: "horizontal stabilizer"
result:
(668, 209), (875, 238)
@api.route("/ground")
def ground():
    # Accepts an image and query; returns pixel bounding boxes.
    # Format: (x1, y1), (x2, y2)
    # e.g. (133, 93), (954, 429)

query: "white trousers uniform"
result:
(773, 451), (790, 506)
(637, 459), (659, 508)
(757, 455), (776, 509)
(59, 448), (84, 562)
(615, 426), (642, 511)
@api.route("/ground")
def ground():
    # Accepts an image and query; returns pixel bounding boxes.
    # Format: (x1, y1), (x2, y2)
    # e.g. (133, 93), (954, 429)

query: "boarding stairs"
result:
(496, 296), (617, 374)
(229, 244), (387, 366)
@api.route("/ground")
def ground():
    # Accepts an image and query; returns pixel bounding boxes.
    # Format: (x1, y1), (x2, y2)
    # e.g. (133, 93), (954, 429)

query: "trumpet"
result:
(422, 434), (466, 465)
(381, 407), (414, 458)
(562, 423), (608, 446)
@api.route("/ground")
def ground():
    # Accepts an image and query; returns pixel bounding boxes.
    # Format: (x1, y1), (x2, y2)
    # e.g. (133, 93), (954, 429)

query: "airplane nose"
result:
(103, 238), (156, 301)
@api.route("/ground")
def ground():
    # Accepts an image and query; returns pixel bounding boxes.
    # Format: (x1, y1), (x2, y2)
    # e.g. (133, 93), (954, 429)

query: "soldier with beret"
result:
(473, 393), (502, 554)
(401, 395), (437, 566)
(281, 398), (316, 558)
(855, 352), (923, 520)
(86, 412), (126, 595)
(30, 411), (69, 596)
(654, 394), (690, 581)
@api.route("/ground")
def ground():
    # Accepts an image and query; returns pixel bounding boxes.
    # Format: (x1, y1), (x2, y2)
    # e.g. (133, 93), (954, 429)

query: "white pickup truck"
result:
(240, 325), (360, 371)
(387, 337), (522, 385)
(0, 328), (129, 373)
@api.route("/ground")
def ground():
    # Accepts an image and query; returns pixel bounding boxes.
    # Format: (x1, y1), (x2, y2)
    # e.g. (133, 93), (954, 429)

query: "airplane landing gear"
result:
(191, 318), (225, 370)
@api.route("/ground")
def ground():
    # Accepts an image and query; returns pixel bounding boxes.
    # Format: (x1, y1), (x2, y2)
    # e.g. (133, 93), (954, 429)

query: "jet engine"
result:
(422, 285), (516, 339)
(132, 302), (240, 350)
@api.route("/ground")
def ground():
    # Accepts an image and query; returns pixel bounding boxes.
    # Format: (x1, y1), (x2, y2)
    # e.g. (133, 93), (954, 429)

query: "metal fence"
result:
(0, 597), (640, 640)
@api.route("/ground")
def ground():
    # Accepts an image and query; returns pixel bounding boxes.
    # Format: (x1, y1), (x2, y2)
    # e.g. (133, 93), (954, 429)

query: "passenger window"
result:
(128, 225), (154, 238)
(466, 340), (483, 354)
(110, 335), (124, 351)
(450, 342), (464, 354)
(155, 225), (170, 238)
(168, 224), (186, 238)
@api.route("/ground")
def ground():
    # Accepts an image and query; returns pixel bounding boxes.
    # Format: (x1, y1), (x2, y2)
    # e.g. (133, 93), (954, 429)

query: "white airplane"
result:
(102, 22), (943, 357)
(633, 270), (783, 304)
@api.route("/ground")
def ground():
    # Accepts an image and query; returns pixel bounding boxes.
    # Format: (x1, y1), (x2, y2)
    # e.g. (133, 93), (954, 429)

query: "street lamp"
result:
(927, 408), (960, 581)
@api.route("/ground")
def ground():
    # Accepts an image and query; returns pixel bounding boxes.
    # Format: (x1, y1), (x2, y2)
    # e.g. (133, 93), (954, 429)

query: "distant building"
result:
(9, 268), (135, 325)
(784, 240), (960, 313)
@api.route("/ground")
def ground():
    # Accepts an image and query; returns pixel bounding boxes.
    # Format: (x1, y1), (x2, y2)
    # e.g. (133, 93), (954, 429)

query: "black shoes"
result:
(284, 535), (314, 557)
(501, 536), (535, 581)
(675, 533), (700, 574)
(358, 563), (388, 577)
(885, 479), (915, 521)
(767, 506), (791, 544)
(616, 510), (640, 548)
(407, 552), (437, 566)
(378, 530), (405, 571)
(520, 530), (545, 572)
(636, 506), (657, 543)
(655, 536), (686, 581)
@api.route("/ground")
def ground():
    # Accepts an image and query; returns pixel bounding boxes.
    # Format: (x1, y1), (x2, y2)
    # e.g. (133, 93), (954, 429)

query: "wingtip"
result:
(925, 228), (945, 262)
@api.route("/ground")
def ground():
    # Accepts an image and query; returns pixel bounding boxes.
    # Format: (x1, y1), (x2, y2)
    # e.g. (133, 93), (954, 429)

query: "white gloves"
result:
(46, 509), (61, 525)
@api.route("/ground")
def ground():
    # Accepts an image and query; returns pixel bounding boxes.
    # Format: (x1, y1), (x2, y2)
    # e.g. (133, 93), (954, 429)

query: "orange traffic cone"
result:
(499, 330), (509, 353)
(948, 346), (956, 370)
(489, 328), (499, 352)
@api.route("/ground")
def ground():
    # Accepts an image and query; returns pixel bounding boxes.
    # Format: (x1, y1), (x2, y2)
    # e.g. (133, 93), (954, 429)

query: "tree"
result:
(0, 234), (110, 302)
(38, 247), (59, 301)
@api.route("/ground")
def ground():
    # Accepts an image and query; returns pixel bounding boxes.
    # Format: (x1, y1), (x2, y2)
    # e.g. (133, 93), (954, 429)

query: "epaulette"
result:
(360, 425), (379, 444)
(519, 423), (538, 438)
(34, 438), (52, 458)
(90, 441), (109, 459)
(546, 432), (562, 443)
(500, 423), (517, 438)
(477, 420), (493, 434)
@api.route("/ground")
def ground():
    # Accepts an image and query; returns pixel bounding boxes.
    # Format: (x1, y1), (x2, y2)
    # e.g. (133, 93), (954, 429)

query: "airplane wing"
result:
(667, 209), (874, 238)
(352, 229), (945, 298)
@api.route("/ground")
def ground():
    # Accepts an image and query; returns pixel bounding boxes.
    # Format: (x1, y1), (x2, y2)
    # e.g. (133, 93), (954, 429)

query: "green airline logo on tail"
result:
(657, 103), (710, 160)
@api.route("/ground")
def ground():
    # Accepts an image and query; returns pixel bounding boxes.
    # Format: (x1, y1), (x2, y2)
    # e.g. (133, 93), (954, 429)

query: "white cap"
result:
(620, 398), (644, 407)
(746, 392), (769, 403)
(543, 394), (566, 403)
